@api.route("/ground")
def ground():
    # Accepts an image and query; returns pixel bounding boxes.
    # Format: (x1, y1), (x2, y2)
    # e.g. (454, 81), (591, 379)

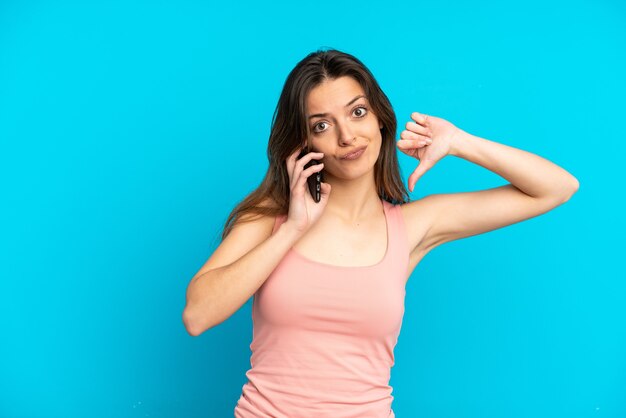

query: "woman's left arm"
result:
(449, 130), (579, 199)
(397, 112), (580, 253)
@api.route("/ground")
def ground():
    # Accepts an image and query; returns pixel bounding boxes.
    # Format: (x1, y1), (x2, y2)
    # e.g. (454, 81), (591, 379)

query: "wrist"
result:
(280, 219), (306, 241)
(449, 129), (472, 157)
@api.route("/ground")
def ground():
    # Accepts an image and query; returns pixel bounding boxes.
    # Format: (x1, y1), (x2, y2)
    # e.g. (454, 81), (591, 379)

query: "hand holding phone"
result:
(297, 146), (324, 203)
(285, 145), (330, 234)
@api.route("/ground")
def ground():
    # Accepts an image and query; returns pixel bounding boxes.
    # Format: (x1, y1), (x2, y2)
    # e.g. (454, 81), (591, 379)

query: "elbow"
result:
(182, 307), (203, 337)
(563, 176), (580, 202)
(183, 305), (219, 336)
(554, 176), (579, 203)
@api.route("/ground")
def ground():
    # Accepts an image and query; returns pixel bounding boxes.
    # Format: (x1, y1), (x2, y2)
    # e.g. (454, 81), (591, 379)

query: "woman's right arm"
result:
(182, 216), (302, 336)
(183, 146), (329, 336)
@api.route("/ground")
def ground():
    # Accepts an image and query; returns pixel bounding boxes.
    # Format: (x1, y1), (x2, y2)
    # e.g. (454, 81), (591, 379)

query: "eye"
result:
(353, 105), (368, 118)
(311, 105), (369, 134)
(312, 121), (328, 133)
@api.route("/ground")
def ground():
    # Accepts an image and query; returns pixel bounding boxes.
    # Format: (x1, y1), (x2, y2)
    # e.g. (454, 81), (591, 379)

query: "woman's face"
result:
(305, 76), (383, 179)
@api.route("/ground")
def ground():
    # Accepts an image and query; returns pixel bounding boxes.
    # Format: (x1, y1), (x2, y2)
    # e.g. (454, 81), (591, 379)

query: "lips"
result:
(340, 145), (367, 159)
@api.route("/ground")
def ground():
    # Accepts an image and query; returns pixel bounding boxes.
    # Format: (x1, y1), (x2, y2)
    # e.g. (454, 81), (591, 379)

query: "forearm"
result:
(449, 131), (579, 199)
(184, 221), (302, 335)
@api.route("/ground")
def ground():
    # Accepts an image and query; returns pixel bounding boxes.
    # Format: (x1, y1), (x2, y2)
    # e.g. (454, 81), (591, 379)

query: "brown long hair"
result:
(220, 47), (410, 241)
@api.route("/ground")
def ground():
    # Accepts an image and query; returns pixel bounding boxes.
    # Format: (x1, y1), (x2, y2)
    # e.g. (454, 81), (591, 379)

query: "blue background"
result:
(1, 0), (624, 417)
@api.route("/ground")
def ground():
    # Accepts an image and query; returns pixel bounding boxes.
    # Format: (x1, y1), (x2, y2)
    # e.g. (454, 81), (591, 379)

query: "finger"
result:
(411, 112), (429, 127)
(291, 145), (304, 185)
(296, 151), (324, 172)
(287, 145), (306, 185)
(397, 147), (421, 159)
(318, 181), (331, 202)
(397, 139), (430, 151)
(405, 121), (432, 137)
(290, 147), (324, 184)
(320, 180), (331, 195)
(301, 161), (324, 177)
(291, 144), (305, 158)
(292, 151), (324, 188)
(400, 130), (433, 144)
(295, 162), (324, 194)
(408, 159), (434, 192)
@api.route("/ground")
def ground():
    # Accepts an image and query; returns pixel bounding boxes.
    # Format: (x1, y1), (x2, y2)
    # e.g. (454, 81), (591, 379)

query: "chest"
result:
(291, 215), (388, 268)
(259, 212), (405, 336)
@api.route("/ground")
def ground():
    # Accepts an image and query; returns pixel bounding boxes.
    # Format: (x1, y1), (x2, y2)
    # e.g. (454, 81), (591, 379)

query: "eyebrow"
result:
(307, 95), (368, 120)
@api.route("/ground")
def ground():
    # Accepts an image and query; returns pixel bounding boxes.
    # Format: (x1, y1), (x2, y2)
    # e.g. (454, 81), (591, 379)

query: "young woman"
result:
(182, 48), (579, 417)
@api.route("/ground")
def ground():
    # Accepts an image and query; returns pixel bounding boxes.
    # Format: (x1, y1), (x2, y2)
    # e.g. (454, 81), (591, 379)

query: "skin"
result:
(279, 76), (390, 268)
(291, 75), (579, 277)
(305, 76), (384, 224)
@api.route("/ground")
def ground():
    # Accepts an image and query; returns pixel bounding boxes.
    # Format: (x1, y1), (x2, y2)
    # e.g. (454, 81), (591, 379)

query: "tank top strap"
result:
(382, 199), (410, 263)
(272, 199), (409, 263)
(272, 212), (288, 235)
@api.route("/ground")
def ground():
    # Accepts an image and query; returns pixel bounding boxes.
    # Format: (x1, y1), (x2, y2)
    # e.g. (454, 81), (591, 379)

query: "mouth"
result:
(340, 145), (367, 160)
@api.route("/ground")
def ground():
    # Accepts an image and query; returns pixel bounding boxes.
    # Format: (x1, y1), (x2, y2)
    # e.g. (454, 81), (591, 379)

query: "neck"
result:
(322, 171), (382, 223)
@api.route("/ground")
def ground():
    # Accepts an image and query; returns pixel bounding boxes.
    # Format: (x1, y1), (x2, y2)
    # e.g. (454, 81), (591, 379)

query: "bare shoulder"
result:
(192, 196), (279, 279)
(399, 195), (440, 255)
(238, 196), (279, 221)
(230, 196), (280, 239)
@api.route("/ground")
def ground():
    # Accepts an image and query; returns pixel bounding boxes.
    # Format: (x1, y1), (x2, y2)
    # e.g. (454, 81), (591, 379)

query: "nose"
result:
(337, 121), (356, 145)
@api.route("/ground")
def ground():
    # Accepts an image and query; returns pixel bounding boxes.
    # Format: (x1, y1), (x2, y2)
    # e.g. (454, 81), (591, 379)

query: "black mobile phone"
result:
(297, 146), (323, 203)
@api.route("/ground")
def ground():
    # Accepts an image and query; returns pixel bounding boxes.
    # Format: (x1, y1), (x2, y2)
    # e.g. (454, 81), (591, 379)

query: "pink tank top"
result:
(234, 198), (410, 418)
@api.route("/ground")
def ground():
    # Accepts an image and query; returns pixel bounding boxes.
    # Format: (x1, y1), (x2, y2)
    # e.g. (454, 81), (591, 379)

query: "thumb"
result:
(408, 160), (433, 192)
(320, 182), (331, 198)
